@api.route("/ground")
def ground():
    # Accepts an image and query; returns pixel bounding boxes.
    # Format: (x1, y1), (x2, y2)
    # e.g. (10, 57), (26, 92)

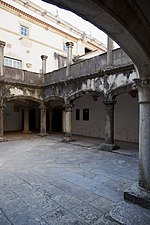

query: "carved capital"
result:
(0, 41), (6, 48)
(39, 104), (46, 111)
(41, 55), (48, 60)
(64, 104), (73, 112)
(134, 78), (150, 87)
(65, 42), (74, 48)
(103, 100), (116, 106)
(103, 100), (116, 110)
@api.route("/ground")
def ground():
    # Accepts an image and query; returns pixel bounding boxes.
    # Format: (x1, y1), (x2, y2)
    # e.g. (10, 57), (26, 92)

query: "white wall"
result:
(115, 93), (139, 143)
(4, 103), (22, 131)
(72, 95), (105, 138)
(0, 7), (88, 73)
(72, 93), (139, 143)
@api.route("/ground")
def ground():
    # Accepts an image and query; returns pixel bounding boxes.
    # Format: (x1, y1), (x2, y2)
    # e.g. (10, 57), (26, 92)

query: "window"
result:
(20, 25), (29, 36)
(4, 57), (22, 69)
(83, 108), (89, 121)
(76, 109), (80, 120)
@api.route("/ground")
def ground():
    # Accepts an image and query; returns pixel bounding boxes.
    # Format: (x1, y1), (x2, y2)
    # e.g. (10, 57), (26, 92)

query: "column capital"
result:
(103, 100), (116, 106)
(41, 55), (48, 60)
(0, 41), (6, 48)
(39, 104), (46, 110)
(134, 77), (150, 87)
(66, 42), (74, 48)
(64, 104), (73, 112)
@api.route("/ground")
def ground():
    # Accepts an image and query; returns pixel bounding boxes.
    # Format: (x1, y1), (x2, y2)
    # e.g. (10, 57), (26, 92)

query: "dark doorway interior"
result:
(46, 111), (50, 131)
(29, 109), (36, 131)
(52, 107), (62, 132)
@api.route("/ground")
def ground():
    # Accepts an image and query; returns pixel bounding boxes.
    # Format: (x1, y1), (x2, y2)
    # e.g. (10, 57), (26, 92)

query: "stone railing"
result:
(2, 48), (133, 86)
(45, 48), (133, 85)
(3, 66), (43, 85)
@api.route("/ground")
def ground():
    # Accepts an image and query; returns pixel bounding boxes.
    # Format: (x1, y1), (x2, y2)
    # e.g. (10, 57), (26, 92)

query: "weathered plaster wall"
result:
(115, 93), (139, 143)
(4, 102), (22, 131)
(72, 95), (105, 138)
(3, 66), (43, 85)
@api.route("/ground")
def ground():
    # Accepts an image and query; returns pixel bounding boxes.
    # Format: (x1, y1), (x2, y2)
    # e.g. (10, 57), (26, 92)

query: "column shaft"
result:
(66, 42), (74, 77)
(138, 85), (150, 189)
(39, 104), (47, 136)
(105, 102), (114, 144)
(41, 55), (48, 74)
(107, 36), (113, 66)
(99, 100), (119, 151)
(0, 41), (6, 77)
(124, 79), (150, 209)
(63, 104), (72, 142)
(23, 108), (30, 133)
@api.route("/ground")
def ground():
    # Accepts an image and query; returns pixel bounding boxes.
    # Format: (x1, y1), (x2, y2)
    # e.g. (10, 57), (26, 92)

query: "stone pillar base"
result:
(0, 137), (7, 142)
(23, 130), (32, 134)
(99, 143), (120, 151)
(124, 182), (150, 209)
(38, 132), (48, 137)
(62, 136), (73, 143)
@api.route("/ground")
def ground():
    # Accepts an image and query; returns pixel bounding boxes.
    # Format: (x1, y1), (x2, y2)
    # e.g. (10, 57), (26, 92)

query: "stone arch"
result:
(44, 95), (65, 104)
(6, 95), (43, 105)
(111, 83), (137, 100)
(67, 90), (104, 104)
(44, 0), (150, 77)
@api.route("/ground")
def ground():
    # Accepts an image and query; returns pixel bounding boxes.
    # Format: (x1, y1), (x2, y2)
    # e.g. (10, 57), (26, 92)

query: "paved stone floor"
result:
(0, 134), (149, 225)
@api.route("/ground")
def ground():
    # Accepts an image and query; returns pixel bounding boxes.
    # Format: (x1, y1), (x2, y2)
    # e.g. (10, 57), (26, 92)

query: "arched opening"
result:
(45, 98), (64, 133)
(4, 98), (41, 137)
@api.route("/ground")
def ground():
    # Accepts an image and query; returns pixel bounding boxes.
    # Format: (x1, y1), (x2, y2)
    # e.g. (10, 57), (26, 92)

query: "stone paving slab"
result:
(0, 136), (147, 225)
(110, 201), (150, 225)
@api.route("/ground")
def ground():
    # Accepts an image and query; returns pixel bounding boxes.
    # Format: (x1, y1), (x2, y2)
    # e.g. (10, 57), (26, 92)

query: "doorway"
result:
(52, 107), (63, 132)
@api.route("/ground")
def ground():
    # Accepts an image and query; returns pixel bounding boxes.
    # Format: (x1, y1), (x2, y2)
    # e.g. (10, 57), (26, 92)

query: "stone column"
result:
(23, 107), (31, 133)
(62, 104), (73, 142)
(39, 103), (47, 136)
(66, 42), (74, 77)
(106, 36), (113, 66)
(0, 41), (6, 77)
(41, 55), (48, 74)
(0, 100), (5, 141)
(99, 100), (119, 151)
(124, 78), (150, 208)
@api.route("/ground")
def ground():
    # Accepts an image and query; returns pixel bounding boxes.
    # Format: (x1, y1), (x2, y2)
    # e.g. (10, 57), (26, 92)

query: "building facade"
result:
(0, 0), (106, 73)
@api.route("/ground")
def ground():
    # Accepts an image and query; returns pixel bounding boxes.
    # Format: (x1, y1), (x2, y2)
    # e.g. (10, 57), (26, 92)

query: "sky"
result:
(30, 0), (108, 46)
